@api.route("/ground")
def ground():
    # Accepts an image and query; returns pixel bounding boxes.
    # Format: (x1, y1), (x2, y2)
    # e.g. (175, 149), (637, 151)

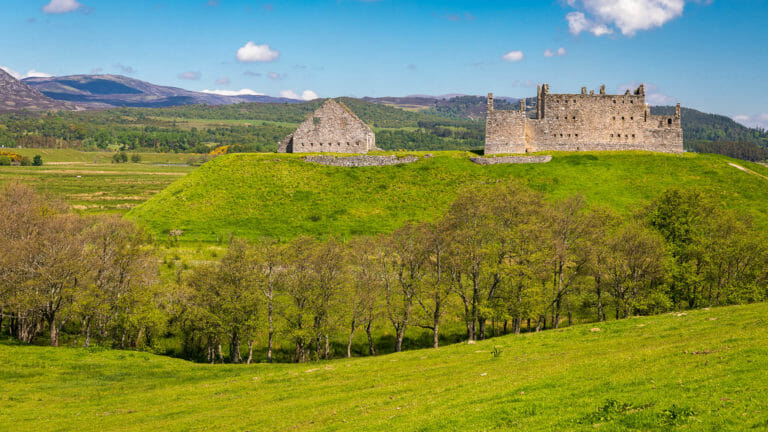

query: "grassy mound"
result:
(129, 151), (768, 241)
(2, 303), (767, 431)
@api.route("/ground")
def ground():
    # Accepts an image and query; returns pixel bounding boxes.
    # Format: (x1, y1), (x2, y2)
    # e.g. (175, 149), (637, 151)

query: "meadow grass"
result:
(7, 148), (198, 164)
(1, 303), (766, 431)
(129, 151), (768, 242)
(0, 156), (195, 213)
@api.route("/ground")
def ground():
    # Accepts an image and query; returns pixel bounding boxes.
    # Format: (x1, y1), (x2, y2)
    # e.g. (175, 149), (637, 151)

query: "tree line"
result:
(1, 182), (766, 363)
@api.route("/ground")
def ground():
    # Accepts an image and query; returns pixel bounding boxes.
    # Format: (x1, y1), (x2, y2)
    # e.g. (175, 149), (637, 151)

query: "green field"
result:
(1, 303), (766, 431)
(129, 151), (768, 242)
(0, 149), (196, 213)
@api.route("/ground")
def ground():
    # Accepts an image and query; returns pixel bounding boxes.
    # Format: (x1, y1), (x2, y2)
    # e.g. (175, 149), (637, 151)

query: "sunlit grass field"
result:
(1, 303), (766, 431)
(130, 151), (768, 242)
(0, 149), (196, 213)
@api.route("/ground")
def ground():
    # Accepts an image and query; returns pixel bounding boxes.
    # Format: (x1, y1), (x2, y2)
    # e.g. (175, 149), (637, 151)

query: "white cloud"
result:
(42, 0), (83, 14)
(201, 89), (265, 96)
(502, 51), (524, 62)
(566, 0), (689, 37)
(236, 42), (280, 63)
(301, 90), (319, 100)
(268, 72), (284, 80)
(280, 89), (318, 101)
(1, 66), (53, 79)
(544, 47), (567, 57)
(733, 114), (768, 130)
(178, 71), (201, 80)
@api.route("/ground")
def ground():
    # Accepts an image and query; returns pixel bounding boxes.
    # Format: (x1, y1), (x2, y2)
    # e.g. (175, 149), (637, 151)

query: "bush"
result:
(0, 156), (11, 166)
(20, 156), (31, 166)
(112, 152), (128, 163)
(32, 155), (43, 166)
(131, 153), (142, 163)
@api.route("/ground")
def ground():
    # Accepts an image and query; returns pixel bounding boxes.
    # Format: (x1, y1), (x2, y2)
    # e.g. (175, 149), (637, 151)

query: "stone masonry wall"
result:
(470, 155), (552, 165)
(284, 99), (376, 154)
(304, 155), (419, 167)
(485, 85), (683, 155)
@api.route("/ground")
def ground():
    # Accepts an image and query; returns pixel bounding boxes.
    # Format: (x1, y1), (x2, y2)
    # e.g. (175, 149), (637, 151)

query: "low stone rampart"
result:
(304, 155), (419, 167)
(470, 155), (552, 165)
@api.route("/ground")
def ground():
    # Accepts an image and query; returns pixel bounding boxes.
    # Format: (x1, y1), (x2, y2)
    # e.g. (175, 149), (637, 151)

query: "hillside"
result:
(0, 68), (78, 112)
(128, 151), (768, 242)
(2, 303), (766, 431)
(23, 74), (298, 108)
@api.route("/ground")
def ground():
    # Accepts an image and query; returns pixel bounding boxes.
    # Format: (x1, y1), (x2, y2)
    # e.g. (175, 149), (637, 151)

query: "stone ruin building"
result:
(278, 99), (376, 153)
(485, 84), (683, 155)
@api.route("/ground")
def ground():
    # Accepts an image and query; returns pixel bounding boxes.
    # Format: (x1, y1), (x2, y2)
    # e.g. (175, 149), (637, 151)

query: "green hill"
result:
(128, 151), (768, 242)
(2, 302), (767, 431)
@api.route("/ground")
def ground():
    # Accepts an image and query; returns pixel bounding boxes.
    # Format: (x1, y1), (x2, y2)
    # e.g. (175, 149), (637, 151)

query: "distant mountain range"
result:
(0, 68), (79, 112)
(19, 74), (299, 109)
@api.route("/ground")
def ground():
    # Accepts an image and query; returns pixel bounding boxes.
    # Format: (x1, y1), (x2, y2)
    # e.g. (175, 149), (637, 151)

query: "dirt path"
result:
(728, 162), (768, 181)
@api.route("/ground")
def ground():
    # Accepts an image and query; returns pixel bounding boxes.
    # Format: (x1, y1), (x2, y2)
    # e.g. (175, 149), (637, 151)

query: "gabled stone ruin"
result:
(278, 99), (376, 153)
(485, 84), (683, 154)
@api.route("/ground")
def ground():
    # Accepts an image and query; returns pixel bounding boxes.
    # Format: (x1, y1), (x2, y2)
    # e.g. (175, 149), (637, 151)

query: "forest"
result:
(2, 181), (765, 364)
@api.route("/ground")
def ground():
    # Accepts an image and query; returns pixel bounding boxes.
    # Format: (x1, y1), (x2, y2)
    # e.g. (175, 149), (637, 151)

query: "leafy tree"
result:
(32, 155), (43, 166)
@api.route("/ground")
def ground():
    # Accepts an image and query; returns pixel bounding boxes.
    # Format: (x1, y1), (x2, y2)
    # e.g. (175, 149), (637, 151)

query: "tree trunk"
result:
(535, 315), (545, 332)
(246, 340), (254, 364)
(567, 301), (573, 327)
(365, 320), (376, 356)
(432, 303), (441, 348)
(514, 318), (521, 335)
(230, 329), (241, 363)
(267, 297), (274, 363)
(347, 319), (356, 358)
(49, 317), (59, 347)
(134, 327), (144, 349)
(217, 343), (225, 364)
(84, 318), (91, 348)
(324, 334), (330, 360)
(395, 325), (405, 352)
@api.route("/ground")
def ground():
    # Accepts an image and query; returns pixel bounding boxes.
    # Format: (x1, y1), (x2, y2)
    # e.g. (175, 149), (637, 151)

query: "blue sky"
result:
(2, 0), (767, 127)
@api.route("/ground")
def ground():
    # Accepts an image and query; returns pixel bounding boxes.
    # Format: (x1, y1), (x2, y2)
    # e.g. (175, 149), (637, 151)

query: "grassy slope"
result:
(129, 151), (768, 241)
(1, 303), (767, 431)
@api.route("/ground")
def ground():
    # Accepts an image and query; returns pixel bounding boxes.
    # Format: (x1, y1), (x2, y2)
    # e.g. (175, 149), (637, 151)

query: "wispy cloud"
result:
(178, 71), (201, 80)
(733, 114), (768, 130)
(502, 51), (524, 62)
(1, 66), (53, 79)
(114, 63), (136, 75)
(280, 89), (319, 101)
(236, 42), (280, 62)
(202, 89), (265, 96)
(42, 0), (84, 14)
(216, 77), (230, 85)
(268, 72), (286, 80)
(544, 47), (567, 57)
(243, 70), (262, 77)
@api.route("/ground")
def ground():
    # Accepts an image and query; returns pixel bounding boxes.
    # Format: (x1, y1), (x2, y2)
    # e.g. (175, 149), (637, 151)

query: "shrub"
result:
(131, 153), (142, 163)
(32, 155), (43, 166)
(112, 152), (128, 163)
(20, 156), (31, 166)
(0, 156), (11, 166)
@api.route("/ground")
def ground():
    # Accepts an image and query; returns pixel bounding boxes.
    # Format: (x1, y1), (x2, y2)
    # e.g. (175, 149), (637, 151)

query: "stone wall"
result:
(485, 84), (683, 155)
(470, 155), (552, 165)
(304, 155), (419, 167)
(280, 99), (376, 154)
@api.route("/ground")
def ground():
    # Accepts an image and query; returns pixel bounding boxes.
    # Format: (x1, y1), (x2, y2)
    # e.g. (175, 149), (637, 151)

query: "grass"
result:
(0, 149), (196, 213)
(1, 303), (767, 431)
(129, 150), (768, 242)
(7, 148), (199, 164)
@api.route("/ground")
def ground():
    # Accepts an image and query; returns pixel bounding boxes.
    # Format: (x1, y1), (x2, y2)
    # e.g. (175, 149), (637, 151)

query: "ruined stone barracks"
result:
(485, 84), (683, 155)
(278, 99), (376, 153)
